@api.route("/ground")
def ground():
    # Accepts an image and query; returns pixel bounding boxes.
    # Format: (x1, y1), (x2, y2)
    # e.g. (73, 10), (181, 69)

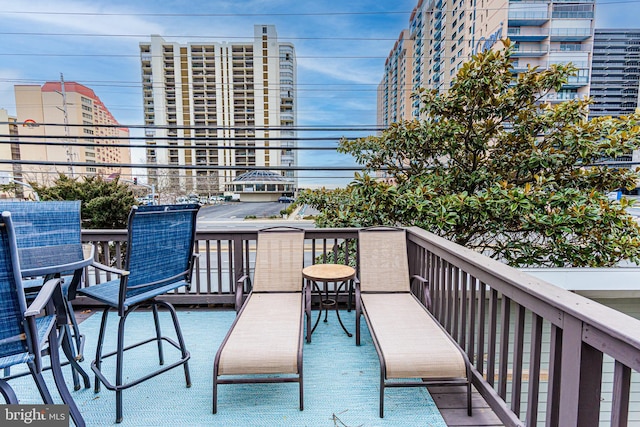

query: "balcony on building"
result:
(511, 43), (547, 57)
(508, 10), (550, 26)
(550, 27), (592, 42)
(563, 74), (590, 88)
(507, 27), (549, 42)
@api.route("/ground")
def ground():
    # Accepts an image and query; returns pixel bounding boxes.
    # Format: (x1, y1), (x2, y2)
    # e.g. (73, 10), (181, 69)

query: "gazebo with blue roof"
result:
(225, 170), (295, 202)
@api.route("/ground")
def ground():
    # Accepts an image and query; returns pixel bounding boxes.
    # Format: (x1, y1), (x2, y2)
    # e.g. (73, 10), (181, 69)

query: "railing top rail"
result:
(82, 226), (640, 353)
(406, 226), (640, 352)
(82, 227), (359, 239)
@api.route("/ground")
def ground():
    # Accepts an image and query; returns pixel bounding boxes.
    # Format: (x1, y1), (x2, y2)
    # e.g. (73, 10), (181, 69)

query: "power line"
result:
(0, 121), (384, 131)
(0, 139), (346, 151)
(0, 31), (405, 41)
(4, 169), (359, 180)
(0, 52), (391, 59)
(2, 1), (632, 19)
(0, 133), (354, 142)
(0, 159), (367, 171)
(0, 10), (411, 17)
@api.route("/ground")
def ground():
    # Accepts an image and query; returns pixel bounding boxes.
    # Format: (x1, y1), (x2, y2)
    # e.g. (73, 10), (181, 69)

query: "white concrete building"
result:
(379, 0), (596, 125)
(139, 25), (297, 194)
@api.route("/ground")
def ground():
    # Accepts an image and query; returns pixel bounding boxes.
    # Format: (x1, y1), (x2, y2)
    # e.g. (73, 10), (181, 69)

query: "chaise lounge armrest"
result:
(235, 274), (252, 312)
(410, 275), (430, 308)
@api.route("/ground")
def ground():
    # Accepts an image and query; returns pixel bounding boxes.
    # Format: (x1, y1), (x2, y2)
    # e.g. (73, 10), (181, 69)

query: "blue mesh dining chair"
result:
(78, 204), (200, 423)
(0, 211), (85, 427)
(0, 201), (92, 391)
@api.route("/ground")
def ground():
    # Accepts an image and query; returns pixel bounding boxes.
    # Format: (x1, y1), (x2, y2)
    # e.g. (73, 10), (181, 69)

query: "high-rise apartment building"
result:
(590, 29), (640, 172)
(139, 24), (297, 194)
(379, 30), (415, 126)
(13, 81), (131, 185)
(590, 29), (640, 118)
(379, 0), (595, 126)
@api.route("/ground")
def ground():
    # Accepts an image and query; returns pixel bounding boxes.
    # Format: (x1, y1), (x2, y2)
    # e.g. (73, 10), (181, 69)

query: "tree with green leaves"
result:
(299, 40), (640, 267)
(30, 174), (136, 229)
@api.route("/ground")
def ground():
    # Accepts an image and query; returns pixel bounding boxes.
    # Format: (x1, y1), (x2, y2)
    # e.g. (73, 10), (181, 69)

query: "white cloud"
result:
(0, 0), (164, 38)
(297, 57), (381, 85)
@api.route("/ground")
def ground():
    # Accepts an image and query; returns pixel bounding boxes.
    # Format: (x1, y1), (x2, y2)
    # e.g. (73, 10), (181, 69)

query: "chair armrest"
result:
(184, 253), (200, 291)
(91, 261), (129, 276)
(235, 275), (251, 312)
(24, 277), (64, 373)
(411, 275), (431, 309)
(25, 278), (62, 317)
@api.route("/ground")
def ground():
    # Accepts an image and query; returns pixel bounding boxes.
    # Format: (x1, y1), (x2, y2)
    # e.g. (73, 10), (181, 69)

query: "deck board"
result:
(428, 385), (505, 426)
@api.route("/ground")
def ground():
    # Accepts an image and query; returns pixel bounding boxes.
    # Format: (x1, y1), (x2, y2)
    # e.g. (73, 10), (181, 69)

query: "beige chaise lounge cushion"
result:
(218, 292), (302, 375)
(361, 293), (467, 380)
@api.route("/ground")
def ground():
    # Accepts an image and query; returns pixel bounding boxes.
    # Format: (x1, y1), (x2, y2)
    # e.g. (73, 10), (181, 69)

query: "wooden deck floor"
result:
(75, 308), (505, 426)
(428, 385), (504, 426)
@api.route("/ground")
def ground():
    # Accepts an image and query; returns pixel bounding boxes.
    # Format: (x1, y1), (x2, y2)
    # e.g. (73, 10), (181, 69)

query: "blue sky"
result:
(0, 0), (637, 187)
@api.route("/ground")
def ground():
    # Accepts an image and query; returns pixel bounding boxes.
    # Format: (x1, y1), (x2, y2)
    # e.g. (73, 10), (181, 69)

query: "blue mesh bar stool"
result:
(78, 204), (200, 423)
(0, 212), (85, 427)
(0, 201), (93, 391)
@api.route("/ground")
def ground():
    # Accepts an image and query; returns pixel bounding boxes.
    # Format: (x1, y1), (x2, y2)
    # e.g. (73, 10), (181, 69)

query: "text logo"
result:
(2, 405), (68, 427)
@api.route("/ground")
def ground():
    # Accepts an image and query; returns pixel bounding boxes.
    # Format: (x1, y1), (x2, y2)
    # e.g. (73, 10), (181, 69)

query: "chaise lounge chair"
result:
(355, 226), (472, 418)
(213, 227), (307, 413)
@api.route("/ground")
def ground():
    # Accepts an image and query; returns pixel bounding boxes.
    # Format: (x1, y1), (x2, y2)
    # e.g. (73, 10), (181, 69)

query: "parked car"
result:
(278, 196), (295, 203)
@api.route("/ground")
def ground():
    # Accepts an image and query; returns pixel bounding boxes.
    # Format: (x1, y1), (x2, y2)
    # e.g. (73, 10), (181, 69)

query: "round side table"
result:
(302, 263), (355, 342)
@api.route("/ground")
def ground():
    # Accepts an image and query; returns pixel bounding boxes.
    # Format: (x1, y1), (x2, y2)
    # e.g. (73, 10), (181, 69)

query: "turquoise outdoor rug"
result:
(7, 309), (447, 426)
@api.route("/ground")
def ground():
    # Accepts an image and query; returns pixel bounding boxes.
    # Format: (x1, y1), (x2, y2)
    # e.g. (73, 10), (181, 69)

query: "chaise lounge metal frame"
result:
(355, 226), (473, 418)
(213, 227), (308, 414)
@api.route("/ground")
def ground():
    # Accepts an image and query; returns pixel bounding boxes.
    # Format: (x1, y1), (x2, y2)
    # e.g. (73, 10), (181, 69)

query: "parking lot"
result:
(197, 201), (291, 221)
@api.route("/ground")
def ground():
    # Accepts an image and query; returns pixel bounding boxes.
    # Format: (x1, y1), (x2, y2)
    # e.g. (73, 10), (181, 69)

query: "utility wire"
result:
(0, 159), (368, 171)
(0, 121), (384, 131)
(0, 139), (345, 151)
(0, 134), (354, 142)
(3, 169), (359, 179)
(0, 10), (411, 17)
(0, 32), (407, 41)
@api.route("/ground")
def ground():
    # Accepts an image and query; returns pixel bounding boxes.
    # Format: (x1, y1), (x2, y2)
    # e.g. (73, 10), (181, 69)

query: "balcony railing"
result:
(507, 27), (549, 41)
(78, 226), (640, 426)
(508, 11), (550, 26)
(550, 27), (592, 41)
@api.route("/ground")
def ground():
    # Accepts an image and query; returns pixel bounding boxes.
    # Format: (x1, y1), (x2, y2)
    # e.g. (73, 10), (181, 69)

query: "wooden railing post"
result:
(576, 342), (603, 427)
(611, 361), (631, 427)
(557, 316), (603, 427)
(232, 235), (245, 296)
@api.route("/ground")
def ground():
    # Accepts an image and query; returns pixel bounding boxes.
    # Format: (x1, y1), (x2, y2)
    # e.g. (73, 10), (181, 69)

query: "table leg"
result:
(311, 281), (323, 334)
(309, 279), (353, 339)
(334, 280), (352, 337)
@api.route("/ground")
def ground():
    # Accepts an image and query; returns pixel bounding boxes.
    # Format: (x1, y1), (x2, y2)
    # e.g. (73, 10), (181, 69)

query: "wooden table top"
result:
(302, 263), (356, 282)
